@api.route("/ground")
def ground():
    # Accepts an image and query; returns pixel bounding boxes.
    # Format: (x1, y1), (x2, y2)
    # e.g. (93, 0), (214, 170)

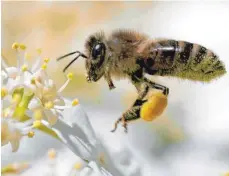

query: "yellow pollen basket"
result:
(140, 92), (168, 122)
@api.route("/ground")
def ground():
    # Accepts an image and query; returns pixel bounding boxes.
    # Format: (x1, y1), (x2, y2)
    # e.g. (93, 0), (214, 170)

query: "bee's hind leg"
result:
(111, 104), (145, 133)
(111, 69), (148, 133)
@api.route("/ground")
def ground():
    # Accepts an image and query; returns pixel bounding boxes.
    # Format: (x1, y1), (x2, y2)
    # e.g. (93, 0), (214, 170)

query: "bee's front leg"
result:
(104, 71), (116, 90)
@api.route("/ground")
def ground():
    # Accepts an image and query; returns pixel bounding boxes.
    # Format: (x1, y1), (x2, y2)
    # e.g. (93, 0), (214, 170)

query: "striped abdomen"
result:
(141, 39), (226, 82)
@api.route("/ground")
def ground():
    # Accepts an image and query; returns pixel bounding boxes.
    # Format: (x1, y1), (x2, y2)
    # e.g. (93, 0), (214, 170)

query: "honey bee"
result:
(57, 29), (226, 133)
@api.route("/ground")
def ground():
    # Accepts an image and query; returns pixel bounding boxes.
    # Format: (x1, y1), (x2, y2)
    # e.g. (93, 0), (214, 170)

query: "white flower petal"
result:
(44, 109), (58, 126)
(54, 96), (65, 106)
(33, 69), (48, 84)
(5, 67), (19, 79)
(10, 138), (20, 152)
(1, 120), (10, 146)
(28, 98), (42, 110)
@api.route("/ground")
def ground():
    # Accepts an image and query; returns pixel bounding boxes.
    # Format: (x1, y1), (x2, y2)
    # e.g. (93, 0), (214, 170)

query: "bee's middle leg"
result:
(143, 77), (169, 95)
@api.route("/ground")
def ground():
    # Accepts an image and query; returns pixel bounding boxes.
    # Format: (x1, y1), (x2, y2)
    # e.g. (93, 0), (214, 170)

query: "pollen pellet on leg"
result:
(140, 92), (167, 121)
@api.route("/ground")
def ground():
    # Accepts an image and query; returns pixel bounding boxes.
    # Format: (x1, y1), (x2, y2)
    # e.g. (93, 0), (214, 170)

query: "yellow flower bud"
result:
(12, 42), (19, 50)
(67, 72), (73, 80)
(72, 99), (79, 106)
(19, 44), (26, 50)
(140, 92), (167, 122)
(1, 87), (8, 98)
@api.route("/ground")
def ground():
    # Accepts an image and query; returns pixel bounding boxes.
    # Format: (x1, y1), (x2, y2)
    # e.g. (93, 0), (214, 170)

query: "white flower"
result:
(1, 118), (33, 152)
(1, 43), (78, 152)
(1, 42), (126, 176)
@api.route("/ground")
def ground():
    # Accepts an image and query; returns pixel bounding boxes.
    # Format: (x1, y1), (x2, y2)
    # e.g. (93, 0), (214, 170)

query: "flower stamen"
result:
(12, 42), (19, 50)
(41, 63), (47, 70)
(57, 72), (73, 93)
(48, 148), (56, 159)
(72, 99), (79, 106)
(36, 48), (42, 55)
(19, 44), (26, 51)
(30, 77), (36, 85)
(67, 72), (73, 80)
(24, 52), (31, 60)
(44, 58), (50, 63)
(73, 162), (82, 170)
(21, 64), (28, 72)
(31, 49), (42, 72)
(27, 131), (35, 138)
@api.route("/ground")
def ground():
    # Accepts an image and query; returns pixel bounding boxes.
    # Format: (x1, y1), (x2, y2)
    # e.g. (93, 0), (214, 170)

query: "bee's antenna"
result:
(57, 51), (88, 61)
(56, 50), (88, 72)
(63, 53), (88, 72)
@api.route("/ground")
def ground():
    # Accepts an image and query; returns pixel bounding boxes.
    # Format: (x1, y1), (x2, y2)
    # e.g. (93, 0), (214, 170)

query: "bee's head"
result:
(84, 31), (108, 82)
(56, 31), (109, 83)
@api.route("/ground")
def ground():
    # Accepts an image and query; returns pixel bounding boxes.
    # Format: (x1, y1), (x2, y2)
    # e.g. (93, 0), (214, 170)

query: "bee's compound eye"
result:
(145, 58), (155, 67)
(92, 43), (102, 59)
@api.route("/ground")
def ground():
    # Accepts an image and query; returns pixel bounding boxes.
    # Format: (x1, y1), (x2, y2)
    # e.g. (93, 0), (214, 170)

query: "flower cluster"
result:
(1, 43), (79, 152)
